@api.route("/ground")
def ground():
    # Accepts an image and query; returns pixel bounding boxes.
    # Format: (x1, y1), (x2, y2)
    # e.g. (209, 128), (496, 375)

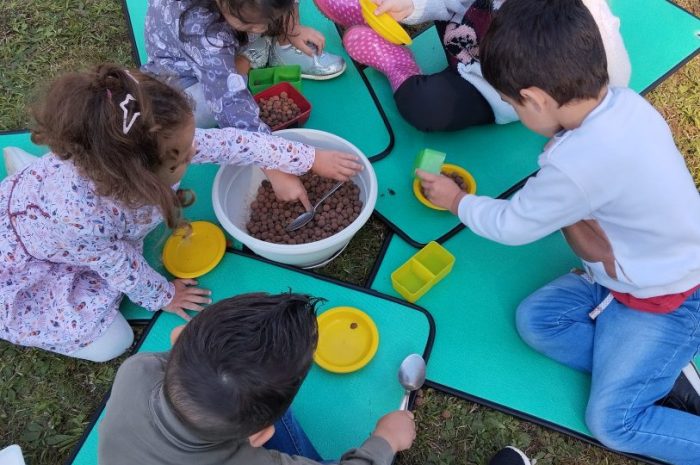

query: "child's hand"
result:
(373, 0), (415, 21)
(312, 149), (364, 182)
(415, 169), (466, 214)
(372, 411), (416, 453)
(264, 169), (313, 211)
(289, 25), (326, 56)
(164, 279), (212, 321)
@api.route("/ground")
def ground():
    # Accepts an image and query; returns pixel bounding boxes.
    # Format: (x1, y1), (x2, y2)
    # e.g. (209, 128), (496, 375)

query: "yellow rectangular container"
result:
(391, 241), (455, 303)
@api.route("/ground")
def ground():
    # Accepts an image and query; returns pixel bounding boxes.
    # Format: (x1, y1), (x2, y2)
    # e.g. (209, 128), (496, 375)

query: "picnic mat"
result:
(122, 0), (392, 160)
(0, 131), (221, 321)
(364, 0), (700, 246)
(67, 251), (434, 465)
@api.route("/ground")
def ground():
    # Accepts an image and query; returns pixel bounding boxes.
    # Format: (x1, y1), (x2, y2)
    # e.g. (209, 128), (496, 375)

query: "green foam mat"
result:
(67, 251), (434, 464)
(122, 0), (391, 158)
(370, 232), (700, 462)
(0, 131), (222, 321)
(366, 0), (700, 246)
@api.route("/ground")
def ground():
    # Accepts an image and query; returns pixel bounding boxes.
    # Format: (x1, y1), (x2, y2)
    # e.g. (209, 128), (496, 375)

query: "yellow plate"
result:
(162, 221), (226, 278)
(359, 0), (412, 45)
(314, 307), (379, 373)
(413, 163), (477, 211)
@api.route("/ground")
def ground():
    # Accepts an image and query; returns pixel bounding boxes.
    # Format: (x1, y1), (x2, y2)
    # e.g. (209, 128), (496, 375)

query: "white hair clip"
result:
(123, 69), (140, 85)
(119, 94), (141, 135)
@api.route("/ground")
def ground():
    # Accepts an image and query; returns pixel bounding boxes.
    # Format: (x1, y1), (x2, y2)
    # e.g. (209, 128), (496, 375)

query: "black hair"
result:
(177, 0), (296, 47)
(481, 0), (608, 105)
(164, 292), (322, 441)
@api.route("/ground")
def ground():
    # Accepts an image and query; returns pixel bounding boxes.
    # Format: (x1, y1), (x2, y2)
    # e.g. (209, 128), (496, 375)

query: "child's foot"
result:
(239, 36), (272, 70)
(657, 363), (700, 416)
(342, 25), (420, 91)
(489, 446), (531, 465)
(313, 0), (364, 28)
(269, 43), (347, 80)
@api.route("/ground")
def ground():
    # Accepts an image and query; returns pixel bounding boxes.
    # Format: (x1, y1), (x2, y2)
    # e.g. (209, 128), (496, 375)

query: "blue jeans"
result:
(264, 410), (325, 462)
(516, 272), (700, 465)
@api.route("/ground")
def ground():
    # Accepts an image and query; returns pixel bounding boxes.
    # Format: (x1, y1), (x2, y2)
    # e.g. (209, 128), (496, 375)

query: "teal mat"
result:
(371, 231), (700, 459)
(366, 0), (700, 245)
(68, 251), (434, 464)
(0, 131), (222, 321)
(123, 0), (390, 158)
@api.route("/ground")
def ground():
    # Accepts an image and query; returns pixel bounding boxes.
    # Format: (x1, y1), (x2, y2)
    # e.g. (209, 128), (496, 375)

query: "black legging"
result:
(393, 23), (495, 132)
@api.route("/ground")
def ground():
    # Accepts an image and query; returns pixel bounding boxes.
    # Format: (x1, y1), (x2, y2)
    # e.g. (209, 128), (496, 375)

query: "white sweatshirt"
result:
(457, 87), (700, 298)
(404, 0), (632, 123)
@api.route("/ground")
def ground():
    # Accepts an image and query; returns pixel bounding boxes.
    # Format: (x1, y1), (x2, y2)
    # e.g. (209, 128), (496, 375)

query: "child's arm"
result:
(193, 128), (363, 179)
(417, 165), (591, 245)
(286, 3), (326, 56)
(374, 0), (475, 24)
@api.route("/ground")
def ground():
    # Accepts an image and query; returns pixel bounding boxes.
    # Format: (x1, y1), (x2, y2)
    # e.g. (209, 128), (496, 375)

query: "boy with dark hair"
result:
(99, 292), (416, 465)
(417, 0), (700, 463)
(99, 292), (532, 465)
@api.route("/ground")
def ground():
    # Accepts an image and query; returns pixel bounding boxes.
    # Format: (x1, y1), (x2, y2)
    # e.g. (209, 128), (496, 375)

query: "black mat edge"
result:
(63, 314), (161, 465)
(424, 379), (671, 465)
(120, 0), (142, 67)
(63, 247), (436, 464)
(346, 2), (700, 249)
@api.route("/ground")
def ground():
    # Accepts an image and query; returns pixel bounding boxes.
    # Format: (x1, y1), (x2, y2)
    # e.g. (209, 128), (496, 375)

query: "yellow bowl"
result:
(359, 0), (412, 45)
(162, 221), (226, 278)
(413, 163), (477, 211)
(314, 307), (379, 373)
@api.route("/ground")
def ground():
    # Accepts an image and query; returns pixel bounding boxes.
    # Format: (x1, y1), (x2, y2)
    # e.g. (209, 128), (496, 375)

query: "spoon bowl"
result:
(398, 353), (426, 410)
(286, 181), (344, 232)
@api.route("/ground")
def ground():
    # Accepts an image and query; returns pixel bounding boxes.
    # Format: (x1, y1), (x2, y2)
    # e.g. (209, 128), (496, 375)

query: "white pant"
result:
(69, 313), (134, 362)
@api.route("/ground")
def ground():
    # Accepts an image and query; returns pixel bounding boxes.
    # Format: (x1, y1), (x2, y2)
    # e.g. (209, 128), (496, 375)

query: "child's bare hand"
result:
(312, 149), (363, 182)
(415, 169), (466, 214)
(373, 0), (415, 20)
(164, 279), (212, 321)
(265, 169), (313, 211)
(289, 25), (326, 56)
(373, 410), (416, 453)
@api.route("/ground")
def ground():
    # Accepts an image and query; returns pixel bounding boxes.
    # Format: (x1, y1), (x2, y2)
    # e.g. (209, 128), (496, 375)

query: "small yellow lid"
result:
(162, 221), (226, 278)
(359, 0), (412, 45)
(314, 307), (379, 373)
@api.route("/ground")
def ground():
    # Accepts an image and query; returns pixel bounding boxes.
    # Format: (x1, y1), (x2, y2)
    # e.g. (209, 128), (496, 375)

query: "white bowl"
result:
(212, 129), (378, 268)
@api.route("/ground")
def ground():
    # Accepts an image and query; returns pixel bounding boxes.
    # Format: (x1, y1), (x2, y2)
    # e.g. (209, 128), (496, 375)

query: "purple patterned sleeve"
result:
(192, 128), (315, 175)
(41, 211), (175, 312)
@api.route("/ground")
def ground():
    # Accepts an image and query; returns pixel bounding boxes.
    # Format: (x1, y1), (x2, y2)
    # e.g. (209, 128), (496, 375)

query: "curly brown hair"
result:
(29, 64), (194, 229)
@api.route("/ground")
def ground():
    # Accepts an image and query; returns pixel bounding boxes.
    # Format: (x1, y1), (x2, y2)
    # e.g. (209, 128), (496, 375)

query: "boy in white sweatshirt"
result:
(417, 1), (700, 463)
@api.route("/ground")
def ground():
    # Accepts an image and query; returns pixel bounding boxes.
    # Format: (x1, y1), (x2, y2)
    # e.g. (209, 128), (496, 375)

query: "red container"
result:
(254, 82), (312, 131)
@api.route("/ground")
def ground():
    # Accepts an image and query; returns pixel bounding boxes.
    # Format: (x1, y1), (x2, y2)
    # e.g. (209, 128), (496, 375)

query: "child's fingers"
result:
(298, 190), (313, 211)
(415, 169), (440, 182)
(174, 308), (192, 321)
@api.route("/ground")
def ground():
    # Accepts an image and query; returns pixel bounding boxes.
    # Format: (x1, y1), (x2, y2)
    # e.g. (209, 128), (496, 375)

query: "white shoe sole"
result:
(505, 446), (531, 465)
(301, 62), (347, 80)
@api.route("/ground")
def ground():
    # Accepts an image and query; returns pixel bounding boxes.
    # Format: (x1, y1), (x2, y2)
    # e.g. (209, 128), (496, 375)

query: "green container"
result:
(391, 241), (455, 303)
(413, 148), (446, 177)
(249, 65), (302, 94)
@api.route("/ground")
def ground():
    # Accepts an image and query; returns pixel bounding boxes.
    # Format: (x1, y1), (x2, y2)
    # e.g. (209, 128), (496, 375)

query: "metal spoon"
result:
(285, 181), (344, 232)
(398, 353), (427, 410)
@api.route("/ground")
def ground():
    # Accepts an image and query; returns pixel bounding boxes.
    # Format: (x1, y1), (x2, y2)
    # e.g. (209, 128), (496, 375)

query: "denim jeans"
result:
(264, 410), (325, 462)
(516, 272), (700, 465)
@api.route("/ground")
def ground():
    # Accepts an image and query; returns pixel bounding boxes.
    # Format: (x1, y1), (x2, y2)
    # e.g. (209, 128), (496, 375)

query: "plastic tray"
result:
(391, 241), (455, 303)
(254, 82), (312, 131)
(249, 65), (302, 94)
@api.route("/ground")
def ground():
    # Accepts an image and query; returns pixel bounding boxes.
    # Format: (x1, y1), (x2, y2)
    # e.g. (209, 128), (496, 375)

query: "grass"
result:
(0, 0), (698, 464)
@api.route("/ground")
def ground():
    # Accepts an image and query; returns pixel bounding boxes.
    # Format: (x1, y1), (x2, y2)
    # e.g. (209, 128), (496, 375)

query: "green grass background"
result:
(0, 1), (698, 464)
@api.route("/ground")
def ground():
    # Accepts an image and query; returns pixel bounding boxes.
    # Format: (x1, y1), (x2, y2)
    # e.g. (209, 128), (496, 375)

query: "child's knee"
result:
(514, 297), (544, 345)
(585, 400), (632, 451)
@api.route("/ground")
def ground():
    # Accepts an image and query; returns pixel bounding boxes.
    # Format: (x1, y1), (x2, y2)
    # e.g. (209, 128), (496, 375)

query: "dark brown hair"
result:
(30, 64), (193, 229)
(481, 0), (608, 106)
(178, 0), (296, 47)
(164, 292), (321, 441)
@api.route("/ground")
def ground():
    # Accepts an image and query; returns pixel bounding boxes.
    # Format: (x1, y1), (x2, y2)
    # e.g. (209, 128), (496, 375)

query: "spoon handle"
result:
(399, 390), (411, 410)
(313, 181), (344, 210)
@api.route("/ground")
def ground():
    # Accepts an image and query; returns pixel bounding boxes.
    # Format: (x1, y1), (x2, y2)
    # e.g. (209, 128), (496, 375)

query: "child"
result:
(0, 65), (361, 362)
(143, 0), (347, 130)
(417, 0), (700, 463)
(313, 0), (631, 132)
(99, 292), (531, 465)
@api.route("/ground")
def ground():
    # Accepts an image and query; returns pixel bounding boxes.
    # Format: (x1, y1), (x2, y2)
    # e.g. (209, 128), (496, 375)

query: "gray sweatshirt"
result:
(99, 352), (395, 465)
